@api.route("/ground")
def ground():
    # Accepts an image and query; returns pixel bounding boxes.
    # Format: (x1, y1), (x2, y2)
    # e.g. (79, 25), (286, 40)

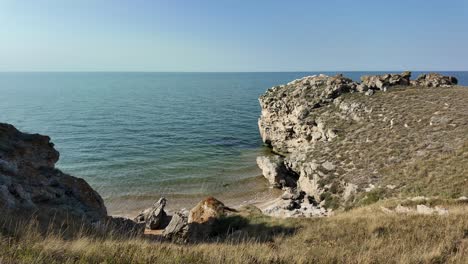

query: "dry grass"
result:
(297, 86), (468, 207)
(1, 201), (467, 264)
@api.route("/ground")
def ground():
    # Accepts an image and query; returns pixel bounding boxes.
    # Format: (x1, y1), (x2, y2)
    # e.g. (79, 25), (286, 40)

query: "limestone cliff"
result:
(257, 72), (466, 214)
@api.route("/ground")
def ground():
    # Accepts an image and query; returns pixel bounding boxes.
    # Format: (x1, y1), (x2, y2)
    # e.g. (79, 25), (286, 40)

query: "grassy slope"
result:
(298, 86), (468, 207)
(1, 200), (467, 264)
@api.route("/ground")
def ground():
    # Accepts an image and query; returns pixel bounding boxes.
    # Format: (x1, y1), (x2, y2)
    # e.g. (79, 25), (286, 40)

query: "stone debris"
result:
(261, 188), (330, 218)
(382, 204), (449, 215)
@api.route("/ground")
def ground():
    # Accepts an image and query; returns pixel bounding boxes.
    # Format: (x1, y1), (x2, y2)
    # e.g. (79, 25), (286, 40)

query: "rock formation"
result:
(0, 123), (144, 235)
(257, 72), (464, 216)
(0, 123), (107, 226)
(162, 210), (190, 242)
(162, 196), (237, 242)
(135, 197), (168, 230)
(258, 73), (356, 154)
(358, 71), (411, 92)
(256, 155), (297, 188)
(411, 73), (458, 87)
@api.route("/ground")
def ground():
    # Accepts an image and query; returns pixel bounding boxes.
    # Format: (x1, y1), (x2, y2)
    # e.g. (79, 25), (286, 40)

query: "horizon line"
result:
(1, 70), (468, 73)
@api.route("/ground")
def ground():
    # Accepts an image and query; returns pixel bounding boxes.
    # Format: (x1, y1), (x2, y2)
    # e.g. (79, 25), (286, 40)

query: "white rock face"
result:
(258, 74), (357, 154)
(256, 155), (297, 189)
(257, 74), (360, 210)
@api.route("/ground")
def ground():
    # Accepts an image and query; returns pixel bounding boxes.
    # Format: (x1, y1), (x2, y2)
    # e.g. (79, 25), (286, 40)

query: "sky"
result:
(0, 0), (467, 72)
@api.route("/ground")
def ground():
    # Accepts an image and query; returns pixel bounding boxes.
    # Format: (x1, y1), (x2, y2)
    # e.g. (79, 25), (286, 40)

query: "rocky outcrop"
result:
(411, 73), (458, 87)
(358, 71), (411, 92)
(257, 72), (466, 215)
(258, 74), (356, 154)
(135, 197), (168, 230)
(256, 155), (297, 188)
(0, 123), (107, 226)
(262, 188), (329, 218)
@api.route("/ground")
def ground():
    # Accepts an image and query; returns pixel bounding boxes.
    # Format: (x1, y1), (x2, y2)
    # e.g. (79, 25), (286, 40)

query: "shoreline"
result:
(107, 175), (283, 218)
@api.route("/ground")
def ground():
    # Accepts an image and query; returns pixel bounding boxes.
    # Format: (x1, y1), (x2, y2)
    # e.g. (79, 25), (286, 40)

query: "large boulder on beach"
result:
(187, 196), (235, 241)
(188, 196), (228, 224)
(162, 197), (237, 242)
(134, 197), (168, 230)
(163, 210), (190, 242)
(0, 123), (107, 227)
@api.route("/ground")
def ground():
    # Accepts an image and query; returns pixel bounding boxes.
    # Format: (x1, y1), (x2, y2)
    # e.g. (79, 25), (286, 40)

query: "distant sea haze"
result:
(0, 71), (466, 215)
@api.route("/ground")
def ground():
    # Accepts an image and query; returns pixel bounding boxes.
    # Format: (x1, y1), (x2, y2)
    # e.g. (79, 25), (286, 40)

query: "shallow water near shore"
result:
(1, 72), (467, 216)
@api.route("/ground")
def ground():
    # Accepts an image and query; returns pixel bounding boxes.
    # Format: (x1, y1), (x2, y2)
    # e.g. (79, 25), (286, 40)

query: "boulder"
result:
(188, 196), (229, 224)
(105, 217), (145, 236)
(359, 71), (411, 91)
(0, 123), (107, 228)
(411, 73), (458, 87)
(187, 196), (235, 241)
(134, 197), (168, 230)
(256, 155), (297, 189)
(163, 210), (189, 242)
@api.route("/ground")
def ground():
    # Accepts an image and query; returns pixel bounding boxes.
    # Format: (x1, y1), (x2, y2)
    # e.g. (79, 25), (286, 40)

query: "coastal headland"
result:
(1, 72), (467, 263)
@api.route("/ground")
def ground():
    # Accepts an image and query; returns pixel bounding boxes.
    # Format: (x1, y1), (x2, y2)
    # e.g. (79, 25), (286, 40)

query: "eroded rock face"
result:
(256, 155), (297, 189)
(411, 73), (458, 87)
(0, 123), (107, 226)
(258, 74), (357, 154)
(257, 73), (467, 214)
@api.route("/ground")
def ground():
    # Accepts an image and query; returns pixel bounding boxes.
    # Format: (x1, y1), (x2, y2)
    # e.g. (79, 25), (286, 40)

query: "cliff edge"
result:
(0, 123), (107, 228)
(257, 72), (467, 216)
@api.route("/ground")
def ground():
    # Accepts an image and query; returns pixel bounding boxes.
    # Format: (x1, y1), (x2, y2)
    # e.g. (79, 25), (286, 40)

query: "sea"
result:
(1, 71), (467, 215)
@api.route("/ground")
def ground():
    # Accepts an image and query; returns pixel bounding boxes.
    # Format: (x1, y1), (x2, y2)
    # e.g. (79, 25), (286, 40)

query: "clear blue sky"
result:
(1, 0), (467, 71)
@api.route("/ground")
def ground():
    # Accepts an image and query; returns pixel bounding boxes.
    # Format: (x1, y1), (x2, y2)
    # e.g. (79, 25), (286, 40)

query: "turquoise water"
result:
(1, 72), (467, 214)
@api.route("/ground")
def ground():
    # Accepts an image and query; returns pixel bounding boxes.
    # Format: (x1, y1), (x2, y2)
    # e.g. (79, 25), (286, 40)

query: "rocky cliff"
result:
(0, 123), (107, 227)
(257, 72), (466, 216)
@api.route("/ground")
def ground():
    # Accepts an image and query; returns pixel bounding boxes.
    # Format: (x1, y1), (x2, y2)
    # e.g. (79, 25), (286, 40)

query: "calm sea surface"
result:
(1, 72), (467, 215)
